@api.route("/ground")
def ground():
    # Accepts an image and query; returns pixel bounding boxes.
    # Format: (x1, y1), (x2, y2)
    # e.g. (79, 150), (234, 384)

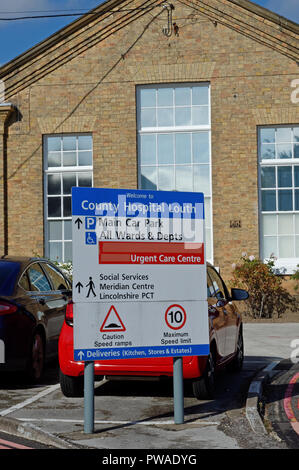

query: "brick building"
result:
(0, 0), (298, 278)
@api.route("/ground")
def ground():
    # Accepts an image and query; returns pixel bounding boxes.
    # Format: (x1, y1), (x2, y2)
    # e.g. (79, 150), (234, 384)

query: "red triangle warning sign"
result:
(100, 305), (126, 332)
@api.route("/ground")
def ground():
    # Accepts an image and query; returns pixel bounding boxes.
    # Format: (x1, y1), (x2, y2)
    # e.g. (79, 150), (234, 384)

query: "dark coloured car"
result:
(59, 263), (248, 399)
(0, 256), (72, 381)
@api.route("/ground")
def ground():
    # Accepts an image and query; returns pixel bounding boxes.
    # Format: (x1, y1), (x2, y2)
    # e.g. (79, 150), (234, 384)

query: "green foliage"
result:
(291, 265), (299, 291)
(230, 253), (297, 319)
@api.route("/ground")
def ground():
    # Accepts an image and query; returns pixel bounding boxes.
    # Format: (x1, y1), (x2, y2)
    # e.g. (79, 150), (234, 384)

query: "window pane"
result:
(262, 190), (276, 211)
(192, 86), (209, 105)
(262, 214), (277, 235)
(260, 128), (275, 144)
(296, 237), (299, 257)
(296, 215), (299, 234)
(261, 167), (275, 188)
(194, 164), (210, 195)
(48, 174), (61, 195)
(204, 198), (211, 228)
(47, 137), (61, 152)
(294, 144), (299, 159)
(175, 107), (191, 126)
(277, 143), (292, 159)
(261, 144), (275, 160)
(278, 166), (292, 187)
(63, 152), (76, 166)
(43, 263), (68, 290)
(140, 88), (156, 107)
(192, 106), (209, 126)
(49, 242), (62, 262)
(63, 197), (72, 217)
(140, 135), (156, 165)
(78, 151), (92, 166)
(63, 173), (76, 194)
(28, 264), (52, 291)
(295, 167), (299, 186)
(295, 189), (299, 211)
(157, 88), (173, 106)
(294, 127), (299, 140)
(78, 135), (92, 150)
(278, 190), (292, 211)
(158, 166), (174, 191)
(158, 108), (173, 127)
(263, 236), (277, 258)
(64, 242), (72, 262)
(48, 221), (62, 240)
(157, 134), (174, 164)
(141, 108), (156, 127)
(175, 87), (191, 106)
(48, 197), (61, 217)
(64, 220), (72, 240)
(176, 166), (192, 192)
(63, 136), (76, 151)
(279, 236), (294, 257)
(48, 152), (61, 167)
(278, 214), (293, 234)
(175, 133), (191, 163)
(193, 132), (209, 163)
(276, 127), (292, 143)
(141, 167), (157, 190)
(78, 173), (92, 187)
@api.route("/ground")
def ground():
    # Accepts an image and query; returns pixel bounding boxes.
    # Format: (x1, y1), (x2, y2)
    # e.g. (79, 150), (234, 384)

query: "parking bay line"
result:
(18, 418), (220, 426)
(0, 383), (60, 417)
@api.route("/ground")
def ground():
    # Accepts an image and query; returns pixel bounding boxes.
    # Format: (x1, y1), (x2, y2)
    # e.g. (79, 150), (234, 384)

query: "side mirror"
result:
(230, 288), (249, 301)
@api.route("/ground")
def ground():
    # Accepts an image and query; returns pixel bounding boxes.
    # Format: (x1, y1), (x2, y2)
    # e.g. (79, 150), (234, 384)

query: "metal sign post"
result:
(72, 187), (209, 430)
(84, 361), (94, 434)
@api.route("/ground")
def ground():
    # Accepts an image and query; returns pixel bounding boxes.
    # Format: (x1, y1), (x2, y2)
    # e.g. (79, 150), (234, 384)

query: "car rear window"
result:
(0, 261), (21, 296)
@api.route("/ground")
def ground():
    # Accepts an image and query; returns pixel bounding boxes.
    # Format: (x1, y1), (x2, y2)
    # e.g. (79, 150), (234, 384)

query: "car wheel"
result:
(27, 331), (45, 382)
(227, 329), (244, 372)
(192, 351), (216, 400)
(59, 370), (84, 397)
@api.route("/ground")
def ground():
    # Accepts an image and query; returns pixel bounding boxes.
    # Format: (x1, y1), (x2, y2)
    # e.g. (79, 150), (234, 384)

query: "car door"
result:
(26, 262), (67, 358)
(207, 267), (227, 361)
(208, 266), (238, 358)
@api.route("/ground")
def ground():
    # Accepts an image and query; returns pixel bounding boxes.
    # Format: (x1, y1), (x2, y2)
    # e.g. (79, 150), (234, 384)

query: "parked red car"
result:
(59, 263), (248, 399)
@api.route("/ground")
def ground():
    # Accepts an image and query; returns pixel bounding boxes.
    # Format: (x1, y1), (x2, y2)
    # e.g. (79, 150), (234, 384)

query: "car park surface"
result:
(0, 256), (72, 381)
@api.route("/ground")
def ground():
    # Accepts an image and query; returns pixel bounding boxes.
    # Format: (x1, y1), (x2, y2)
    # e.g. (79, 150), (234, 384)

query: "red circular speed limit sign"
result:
(165, 304), (187, 330)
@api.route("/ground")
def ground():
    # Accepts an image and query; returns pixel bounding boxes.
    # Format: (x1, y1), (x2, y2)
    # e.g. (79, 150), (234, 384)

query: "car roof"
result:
(0, 256), (51, 269)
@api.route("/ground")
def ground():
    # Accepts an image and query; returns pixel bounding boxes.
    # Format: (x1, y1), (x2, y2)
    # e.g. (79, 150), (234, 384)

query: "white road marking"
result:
(18, 418), (220, 426)
(0, 383), (60, 417)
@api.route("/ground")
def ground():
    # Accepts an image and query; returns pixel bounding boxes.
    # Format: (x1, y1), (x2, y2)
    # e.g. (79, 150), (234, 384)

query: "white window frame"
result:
(136, 83), (213, 263)
(258, 125), (299, 274)
(43, 134), (93, 262)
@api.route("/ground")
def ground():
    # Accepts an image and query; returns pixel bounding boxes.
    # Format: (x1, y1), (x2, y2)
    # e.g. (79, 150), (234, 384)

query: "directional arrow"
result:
(78, 351), (85, 360)
(75, 218), (83, 229)
(76, 281), (83, 293)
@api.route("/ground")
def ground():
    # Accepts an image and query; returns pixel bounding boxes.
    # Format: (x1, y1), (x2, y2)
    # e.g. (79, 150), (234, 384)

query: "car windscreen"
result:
(0, 261), (21, 296)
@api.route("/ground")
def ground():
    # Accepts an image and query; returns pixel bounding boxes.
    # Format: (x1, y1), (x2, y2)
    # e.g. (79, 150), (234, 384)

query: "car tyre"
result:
(227, 329), (244, 373)
(59, 370), (84, 397)
(192, 351), (216, 400)
(27, 331), (45, 382)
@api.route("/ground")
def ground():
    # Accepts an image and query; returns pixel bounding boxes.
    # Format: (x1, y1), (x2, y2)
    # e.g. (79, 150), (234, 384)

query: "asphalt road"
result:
(0, 323), (298, 450)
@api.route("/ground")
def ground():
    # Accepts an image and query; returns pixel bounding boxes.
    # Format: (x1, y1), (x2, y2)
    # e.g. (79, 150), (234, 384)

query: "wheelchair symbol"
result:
(85, 232), (97, 245)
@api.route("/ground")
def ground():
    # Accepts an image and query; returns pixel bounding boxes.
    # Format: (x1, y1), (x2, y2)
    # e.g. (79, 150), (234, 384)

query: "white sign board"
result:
(72, 188), (209, 361)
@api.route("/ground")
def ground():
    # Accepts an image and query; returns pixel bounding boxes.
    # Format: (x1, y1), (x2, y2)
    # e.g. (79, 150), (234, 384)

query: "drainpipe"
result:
(0, 103), (15, 256)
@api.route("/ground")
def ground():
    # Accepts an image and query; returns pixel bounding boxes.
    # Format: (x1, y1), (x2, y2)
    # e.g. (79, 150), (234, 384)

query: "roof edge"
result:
(0, 0), (125, 77)
(228, 0), (299, 34)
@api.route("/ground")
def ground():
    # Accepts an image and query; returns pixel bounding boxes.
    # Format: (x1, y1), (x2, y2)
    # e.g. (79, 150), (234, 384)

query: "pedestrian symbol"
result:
(100, 306), (126, 332)
(86, 277), (96, 298)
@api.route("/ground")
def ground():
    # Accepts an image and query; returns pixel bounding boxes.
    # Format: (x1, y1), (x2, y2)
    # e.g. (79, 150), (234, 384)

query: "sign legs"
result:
(173, 356), (184, 424)
(84, 361), (94, 434)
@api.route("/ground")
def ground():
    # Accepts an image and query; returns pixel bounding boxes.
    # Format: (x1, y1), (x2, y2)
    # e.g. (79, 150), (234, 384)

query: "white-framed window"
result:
(137, 83), (213, 261)
(44, 134), (93, 262)
(259, 125), (299, 273)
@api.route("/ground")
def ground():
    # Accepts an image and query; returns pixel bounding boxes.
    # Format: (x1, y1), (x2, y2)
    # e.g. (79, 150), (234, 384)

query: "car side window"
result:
(207, 272), (216, 298)
(42, 263), (69, 291)
(27, 263), (52, 292)
(207, 267), (226, 300)
(19, 271), (30, 291)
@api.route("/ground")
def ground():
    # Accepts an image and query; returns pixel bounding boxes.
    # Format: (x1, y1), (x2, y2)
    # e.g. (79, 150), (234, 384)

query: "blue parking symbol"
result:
(85, 217), (97, 230)
(85, 232), (97, 245)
